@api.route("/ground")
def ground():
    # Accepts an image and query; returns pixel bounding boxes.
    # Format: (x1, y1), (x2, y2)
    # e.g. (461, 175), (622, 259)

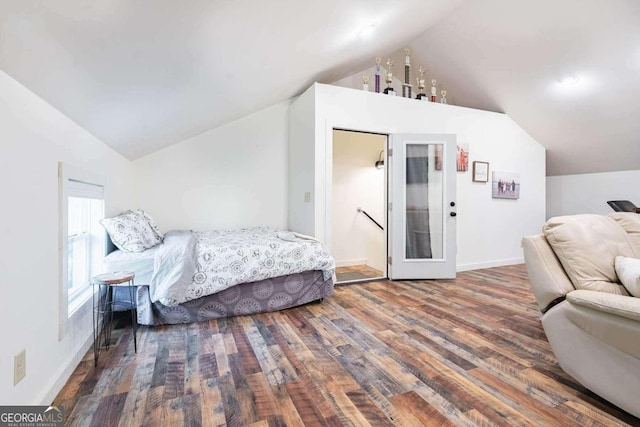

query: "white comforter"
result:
(150, 227), (335, 306)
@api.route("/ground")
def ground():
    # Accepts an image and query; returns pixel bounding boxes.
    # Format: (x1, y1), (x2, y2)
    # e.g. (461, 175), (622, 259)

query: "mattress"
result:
(104, 246), (159, 285)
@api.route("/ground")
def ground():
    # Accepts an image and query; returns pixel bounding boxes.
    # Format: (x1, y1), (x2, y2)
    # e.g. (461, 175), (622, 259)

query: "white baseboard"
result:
(335, 258), (367, 267)
(38, 330), (94, 405)
(456, 257), (524, 272)
(338, 258), (524, 272)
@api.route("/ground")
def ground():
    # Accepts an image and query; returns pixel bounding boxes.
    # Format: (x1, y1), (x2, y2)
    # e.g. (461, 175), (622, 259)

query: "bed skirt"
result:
(134, 270), (334, 326)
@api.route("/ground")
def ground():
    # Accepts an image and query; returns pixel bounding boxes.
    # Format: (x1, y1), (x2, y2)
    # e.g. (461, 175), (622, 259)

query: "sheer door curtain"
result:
(406, 145), (432, 259)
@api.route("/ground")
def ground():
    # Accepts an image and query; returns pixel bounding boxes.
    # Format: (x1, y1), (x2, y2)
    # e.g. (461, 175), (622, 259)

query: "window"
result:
(67, 180), (104, 314)
(59, 163), (105, 339)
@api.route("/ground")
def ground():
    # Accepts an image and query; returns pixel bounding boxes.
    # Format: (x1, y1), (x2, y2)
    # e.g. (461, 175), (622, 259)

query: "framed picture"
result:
(456, 143), (469, 172)
(492, 171), (520, 199)
(472, 161), (489, 182)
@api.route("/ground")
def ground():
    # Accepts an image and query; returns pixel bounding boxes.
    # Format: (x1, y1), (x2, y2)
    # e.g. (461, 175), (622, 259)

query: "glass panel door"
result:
(389, 134), (456, 279)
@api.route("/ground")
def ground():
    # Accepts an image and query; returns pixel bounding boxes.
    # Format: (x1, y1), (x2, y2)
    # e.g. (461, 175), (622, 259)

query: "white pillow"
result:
(615, 256), (640, 297)
(101, 210), (162, 253)
(135, 209), (163, 241)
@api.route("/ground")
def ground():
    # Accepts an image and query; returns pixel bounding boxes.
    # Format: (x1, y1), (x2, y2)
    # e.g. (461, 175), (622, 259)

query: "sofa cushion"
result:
(543, 214), (634, 294)
(615, 256), (640, 297)
(567, 289), (640, 322)
(608, 212), (640, 250)
(566, 290), (640, 359)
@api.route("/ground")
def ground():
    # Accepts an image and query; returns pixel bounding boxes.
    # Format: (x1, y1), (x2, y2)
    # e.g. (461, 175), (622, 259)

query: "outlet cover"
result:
(14, 349), (26, 385)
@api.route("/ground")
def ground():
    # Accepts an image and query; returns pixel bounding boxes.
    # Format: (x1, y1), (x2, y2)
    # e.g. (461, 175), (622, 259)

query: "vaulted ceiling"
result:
(1, 0), (639, 176)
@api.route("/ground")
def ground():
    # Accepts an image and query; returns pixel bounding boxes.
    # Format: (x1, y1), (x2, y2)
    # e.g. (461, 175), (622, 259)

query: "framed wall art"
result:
(472, 161), (489, 182)
(456, 143), (469, 172)
(492, 171), (520, 199)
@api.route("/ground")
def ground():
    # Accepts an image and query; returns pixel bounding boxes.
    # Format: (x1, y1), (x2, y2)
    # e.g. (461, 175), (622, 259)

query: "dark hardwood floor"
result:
(335, 265), (384, 283)
(54, 265), (640, 426)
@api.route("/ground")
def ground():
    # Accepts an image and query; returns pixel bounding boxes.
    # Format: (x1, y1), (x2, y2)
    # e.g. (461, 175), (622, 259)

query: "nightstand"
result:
(91, 271), (137, 366)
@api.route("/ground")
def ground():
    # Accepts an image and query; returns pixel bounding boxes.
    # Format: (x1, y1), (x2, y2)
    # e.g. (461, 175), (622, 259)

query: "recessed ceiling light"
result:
(358, 22), (377, 38)
(559, 75), (580, 87)
(551, 73), (593, 96)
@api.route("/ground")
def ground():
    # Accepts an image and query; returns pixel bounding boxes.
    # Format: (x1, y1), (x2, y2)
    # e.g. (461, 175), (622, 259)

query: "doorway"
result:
(332, 129), (387, 284)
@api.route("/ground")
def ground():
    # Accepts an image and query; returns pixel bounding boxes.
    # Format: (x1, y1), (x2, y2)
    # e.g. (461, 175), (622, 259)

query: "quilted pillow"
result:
(543, 214), (634, 295)
(615, 256), (640, 297)
(101, 210), (162, 253)
(135, 209), (163, 241)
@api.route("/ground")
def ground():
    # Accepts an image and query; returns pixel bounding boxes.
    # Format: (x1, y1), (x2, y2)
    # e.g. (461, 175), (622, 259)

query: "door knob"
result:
(450, 212), (457, 217)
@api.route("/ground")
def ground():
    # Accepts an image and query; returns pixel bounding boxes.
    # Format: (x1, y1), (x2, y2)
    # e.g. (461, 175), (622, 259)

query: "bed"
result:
(101, 211), (335, 326)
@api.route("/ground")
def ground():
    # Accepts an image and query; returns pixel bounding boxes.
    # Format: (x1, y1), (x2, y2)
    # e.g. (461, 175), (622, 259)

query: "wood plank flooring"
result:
(335, 265), (384, 283)
(54, 265), (640, 426)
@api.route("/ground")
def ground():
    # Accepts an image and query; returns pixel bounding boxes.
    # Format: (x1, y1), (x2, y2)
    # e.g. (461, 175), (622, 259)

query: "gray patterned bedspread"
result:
(151, 227), (335, 306)
(136, 269), (333, 325)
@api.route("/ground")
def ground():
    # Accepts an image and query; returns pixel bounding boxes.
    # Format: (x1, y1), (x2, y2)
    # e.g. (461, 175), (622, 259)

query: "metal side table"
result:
(92, 271), (137, 366)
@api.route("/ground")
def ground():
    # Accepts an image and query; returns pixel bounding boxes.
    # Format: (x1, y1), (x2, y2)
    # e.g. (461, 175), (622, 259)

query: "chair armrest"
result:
(567, 290), (640, 322)
(522, 235), (575, 312)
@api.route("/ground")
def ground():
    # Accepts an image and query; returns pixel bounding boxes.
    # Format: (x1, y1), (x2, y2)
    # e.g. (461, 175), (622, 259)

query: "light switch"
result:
(304, 192), (311, 203)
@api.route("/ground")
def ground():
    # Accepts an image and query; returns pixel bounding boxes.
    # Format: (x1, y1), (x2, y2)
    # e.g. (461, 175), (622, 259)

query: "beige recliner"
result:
(522, 213), (640, 419)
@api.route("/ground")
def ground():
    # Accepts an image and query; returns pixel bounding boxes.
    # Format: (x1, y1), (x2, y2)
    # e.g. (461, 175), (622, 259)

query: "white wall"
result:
(332, 131), (385, 272)
(547, 170), (640, 218)
(290, 83), (546, 271)
(288, 89), (316, 236)
(134, 102), (290, 232)
(0, 71), (134, 405)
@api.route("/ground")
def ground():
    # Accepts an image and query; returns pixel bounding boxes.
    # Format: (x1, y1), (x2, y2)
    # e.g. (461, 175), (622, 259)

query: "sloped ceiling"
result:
(404, 0), (640, 176)
(1, 0), (639, 175)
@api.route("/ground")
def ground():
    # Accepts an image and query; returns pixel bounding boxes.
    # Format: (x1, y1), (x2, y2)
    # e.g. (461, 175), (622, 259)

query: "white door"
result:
(388, 133), (457, 279)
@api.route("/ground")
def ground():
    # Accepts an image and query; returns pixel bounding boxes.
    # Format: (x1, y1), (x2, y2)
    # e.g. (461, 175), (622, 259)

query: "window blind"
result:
(68, 179), (104, 199)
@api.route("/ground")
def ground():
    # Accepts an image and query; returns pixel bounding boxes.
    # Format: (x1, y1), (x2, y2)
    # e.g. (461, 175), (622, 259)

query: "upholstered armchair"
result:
(522, 213), (640, 418)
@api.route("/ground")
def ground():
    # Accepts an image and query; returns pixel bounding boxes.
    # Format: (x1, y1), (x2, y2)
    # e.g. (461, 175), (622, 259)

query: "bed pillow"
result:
(101, 210), (162, 253)
(135, 209), (163, 241)
(615, 256), (640, 297)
